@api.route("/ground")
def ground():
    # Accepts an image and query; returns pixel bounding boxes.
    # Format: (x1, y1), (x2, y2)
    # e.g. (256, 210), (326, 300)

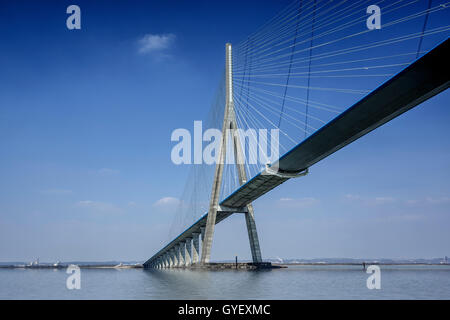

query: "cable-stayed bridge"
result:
(144, 0), (450, 269)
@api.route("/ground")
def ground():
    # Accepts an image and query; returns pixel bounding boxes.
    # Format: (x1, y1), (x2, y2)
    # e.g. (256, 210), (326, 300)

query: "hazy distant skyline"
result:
(0, 0), (449, 262)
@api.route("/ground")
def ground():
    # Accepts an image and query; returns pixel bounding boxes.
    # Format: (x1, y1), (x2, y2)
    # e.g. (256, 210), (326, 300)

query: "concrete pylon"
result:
(201, 43), (262, 264)
(229, 97), (262, 263)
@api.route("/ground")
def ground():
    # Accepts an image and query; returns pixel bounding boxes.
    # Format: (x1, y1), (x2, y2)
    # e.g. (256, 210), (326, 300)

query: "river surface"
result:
(0, 265), (449, 299)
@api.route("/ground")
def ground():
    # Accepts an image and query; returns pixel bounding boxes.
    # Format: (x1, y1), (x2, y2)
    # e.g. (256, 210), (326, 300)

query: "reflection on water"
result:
(0, 265), (449, 299)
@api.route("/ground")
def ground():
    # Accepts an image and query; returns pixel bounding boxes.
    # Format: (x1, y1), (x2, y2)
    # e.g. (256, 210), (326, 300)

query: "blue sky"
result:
(0, 0), (449, 262)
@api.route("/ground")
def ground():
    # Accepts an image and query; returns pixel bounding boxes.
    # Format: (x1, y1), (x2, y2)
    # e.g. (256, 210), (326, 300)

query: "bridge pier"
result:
(167, 255), (172, 268)
(164, 254), (170, 268)
(178, 243), (185, 267)
(200, 227), (205, 245)
(192, 232), (200, 264)
(181, 241), (187, 266)
(184, 238), (192, 266)
(171, 248), (178, 268)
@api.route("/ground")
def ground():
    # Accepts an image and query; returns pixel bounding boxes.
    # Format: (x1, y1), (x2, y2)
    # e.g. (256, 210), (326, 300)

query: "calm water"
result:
(0, 265), (449, 299)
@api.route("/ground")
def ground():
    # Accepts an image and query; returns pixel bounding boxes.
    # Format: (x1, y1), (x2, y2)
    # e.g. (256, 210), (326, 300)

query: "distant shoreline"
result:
(0, 262), (448, 270)
(0, 264), (144, 269)
(276, 263), (450, 266)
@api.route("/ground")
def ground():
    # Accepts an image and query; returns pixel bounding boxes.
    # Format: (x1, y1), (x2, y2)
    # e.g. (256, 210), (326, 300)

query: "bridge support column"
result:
(200, 227), (205, 245)
(173, 246), (179, 267)
(168, 250), (175, 268)
(192, 233), (200, 264)
(164, 254), (170, 268)
(167, 254), (171, 268)
(178, 243), (185, 267)
(171, 248), (178, 268)
(184, 238), (192, 266)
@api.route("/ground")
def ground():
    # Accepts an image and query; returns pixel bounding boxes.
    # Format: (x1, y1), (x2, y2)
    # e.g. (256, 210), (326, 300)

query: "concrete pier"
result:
(184, 239), (192, 266)
(192, 232), (200, 264)
(178, 243), (185, 266)
(171, 248), (178, 268)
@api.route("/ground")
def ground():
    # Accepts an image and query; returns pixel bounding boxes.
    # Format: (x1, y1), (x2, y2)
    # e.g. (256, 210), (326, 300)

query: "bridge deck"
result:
(145, 39), (449, 266)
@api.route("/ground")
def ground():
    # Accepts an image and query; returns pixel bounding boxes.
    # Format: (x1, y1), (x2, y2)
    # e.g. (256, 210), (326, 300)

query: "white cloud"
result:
(153, 197), (180, 207)
(138, 33), (175, 54)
